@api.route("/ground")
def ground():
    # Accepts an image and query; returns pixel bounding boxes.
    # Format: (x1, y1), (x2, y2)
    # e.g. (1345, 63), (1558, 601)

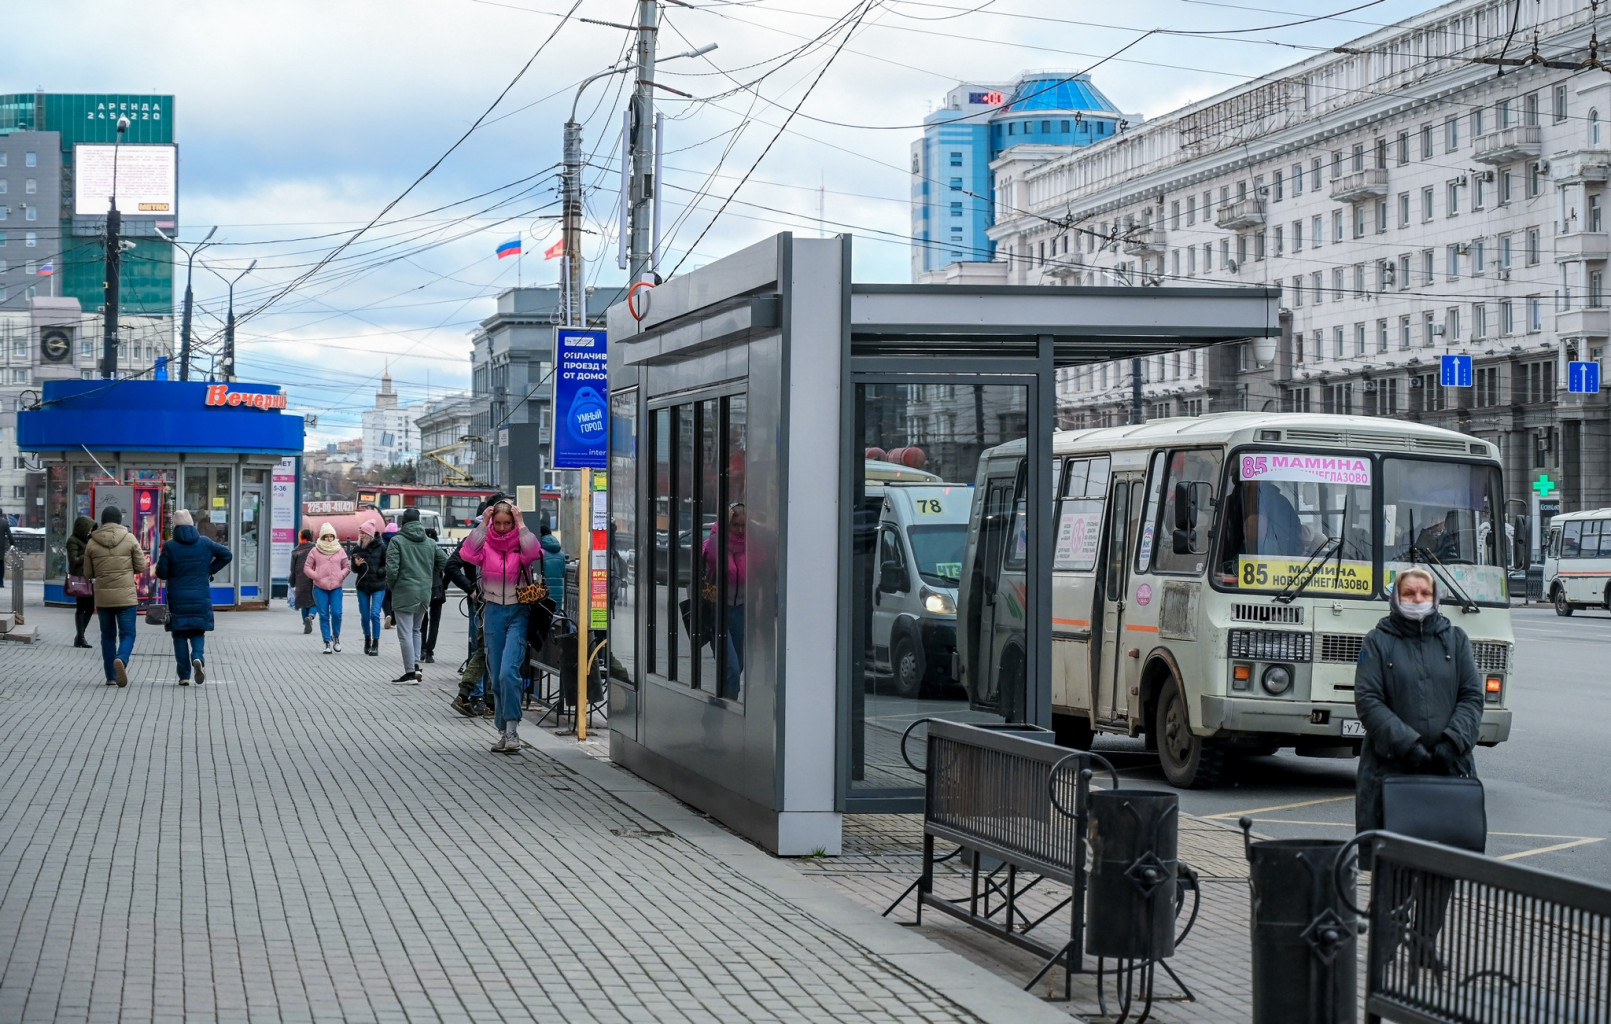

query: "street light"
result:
(211, 259), (257, 382)
(101, 115), (130, 379)
(156, 225), (218, 382)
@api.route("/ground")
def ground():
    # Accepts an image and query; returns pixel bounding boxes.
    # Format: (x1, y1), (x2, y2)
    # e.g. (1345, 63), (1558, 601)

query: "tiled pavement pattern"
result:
(0, 592), (1074, 1024)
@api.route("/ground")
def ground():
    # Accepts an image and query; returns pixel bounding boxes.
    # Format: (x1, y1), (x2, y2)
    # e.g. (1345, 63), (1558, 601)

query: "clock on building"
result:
(40, 328), (72, 364)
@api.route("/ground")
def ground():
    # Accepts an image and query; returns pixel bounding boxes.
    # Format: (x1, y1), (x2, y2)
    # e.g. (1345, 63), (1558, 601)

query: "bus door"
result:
(1093, 474), (1143, 724)
(967, 462), (1027, 715)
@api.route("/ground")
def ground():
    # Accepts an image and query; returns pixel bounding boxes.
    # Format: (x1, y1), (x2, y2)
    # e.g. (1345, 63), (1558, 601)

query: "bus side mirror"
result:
(1172, 529), (1193, 555)
(879, 561), (909, 593)
(1173, 481), (1198, 531)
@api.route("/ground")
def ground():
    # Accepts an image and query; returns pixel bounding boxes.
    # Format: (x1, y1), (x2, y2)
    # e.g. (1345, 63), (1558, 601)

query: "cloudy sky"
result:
(8, 0), (1441, 442)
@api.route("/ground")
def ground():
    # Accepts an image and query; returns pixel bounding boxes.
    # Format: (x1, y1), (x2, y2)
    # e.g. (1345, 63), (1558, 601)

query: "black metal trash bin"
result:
(1244, 834), (1358, 1024)
(1086, 790), (1179, 960)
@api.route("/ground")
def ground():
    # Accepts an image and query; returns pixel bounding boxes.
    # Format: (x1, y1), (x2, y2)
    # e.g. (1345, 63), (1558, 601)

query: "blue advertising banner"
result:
(551, 328), (609, 469)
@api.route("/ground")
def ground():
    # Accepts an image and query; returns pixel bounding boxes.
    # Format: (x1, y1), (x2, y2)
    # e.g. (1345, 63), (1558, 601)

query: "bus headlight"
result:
(922, 589), (956, 615)
(1261, 665), (1293, 696)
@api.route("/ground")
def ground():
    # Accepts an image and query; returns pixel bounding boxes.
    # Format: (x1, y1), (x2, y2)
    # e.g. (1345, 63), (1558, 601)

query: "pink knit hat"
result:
(359, 521), (378, 538)
(384, 523), (400, 535)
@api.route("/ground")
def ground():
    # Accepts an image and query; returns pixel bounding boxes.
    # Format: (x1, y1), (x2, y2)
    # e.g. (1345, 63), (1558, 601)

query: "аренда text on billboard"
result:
(73, 144), (178, 217)
(550, 328), (608, 470)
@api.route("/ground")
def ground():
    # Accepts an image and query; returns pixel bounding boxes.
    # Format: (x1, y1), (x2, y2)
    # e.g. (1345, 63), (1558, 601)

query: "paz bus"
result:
(958, 412), (1515, 788)
(1542, 507), (1611, 615)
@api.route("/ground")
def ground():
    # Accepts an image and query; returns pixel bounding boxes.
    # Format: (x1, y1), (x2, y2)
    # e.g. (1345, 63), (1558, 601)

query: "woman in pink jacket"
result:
(303, 522), (351, 654)
(458, 499), (542, 753)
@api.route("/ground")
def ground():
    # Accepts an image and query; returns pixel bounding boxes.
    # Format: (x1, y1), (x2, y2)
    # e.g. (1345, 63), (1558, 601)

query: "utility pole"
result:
(220, 259), (257, 382)
(101, 116), (130, 380)
(1131, 356), (1145, 425)
(159, 225), (218, 382)
(627, 0), (660, 283)
(562, 118), (584, 328)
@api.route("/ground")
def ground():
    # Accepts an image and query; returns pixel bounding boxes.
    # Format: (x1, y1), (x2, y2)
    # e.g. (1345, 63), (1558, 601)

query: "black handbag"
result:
(1380, 774), (1487, 853)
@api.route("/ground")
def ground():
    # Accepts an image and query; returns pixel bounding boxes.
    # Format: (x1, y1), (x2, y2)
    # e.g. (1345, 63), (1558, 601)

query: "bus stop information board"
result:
(551, 329), (608, 471)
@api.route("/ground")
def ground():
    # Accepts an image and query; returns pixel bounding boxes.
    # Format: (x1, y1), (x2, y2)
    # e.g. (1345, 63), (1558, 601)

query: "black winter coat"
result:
(289, 541), (315, 607)
(1353, 606), (1485, 834)
(155, 525), (232, 634)
(444, 540), (479, 598)
(351, 538), (389, 593)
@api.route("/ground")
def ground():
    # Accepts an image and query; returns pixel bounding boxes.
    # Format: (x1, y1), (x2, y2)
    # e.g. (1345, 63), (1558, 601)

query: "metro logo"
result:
(204, 385), (287, 410)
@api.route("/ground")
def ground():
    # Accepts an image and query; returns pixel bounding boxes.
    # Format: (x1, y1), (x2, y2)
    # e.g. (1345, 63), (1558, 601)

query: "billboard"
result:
(73, 143), (177, 216)
(550, 328), (609, 470)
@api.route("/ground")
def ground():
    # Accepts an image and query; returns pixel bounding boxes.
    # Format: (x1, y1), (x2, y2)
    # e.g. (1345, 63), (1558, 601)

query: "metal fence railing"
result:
(1350, 831), (1611, 1024)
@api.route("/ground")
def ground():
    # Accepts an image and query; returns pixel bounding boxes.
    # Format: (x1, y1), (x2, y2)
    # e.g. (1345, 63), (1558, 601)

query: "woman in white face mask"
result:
(1352, 567), (1486, 838)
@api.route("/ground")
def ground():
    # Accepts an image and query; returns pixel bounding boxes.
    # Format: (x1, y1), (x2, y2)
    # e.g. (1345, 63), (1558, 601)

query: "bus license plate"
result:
(1340, 719), (1365, 738)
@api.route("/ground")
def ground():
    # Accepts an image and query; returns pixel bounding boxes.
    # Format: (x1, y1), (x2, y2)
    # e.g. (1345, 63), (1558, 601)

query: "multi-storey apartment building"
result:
(984, 0), (1611, 523)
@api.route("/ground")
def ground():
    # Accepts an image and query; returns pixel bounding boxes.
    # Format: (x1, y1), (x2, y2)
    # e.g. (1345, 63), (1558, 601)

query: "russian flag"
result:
(495, 238), (522, 259)
(36, 262), (53, 276)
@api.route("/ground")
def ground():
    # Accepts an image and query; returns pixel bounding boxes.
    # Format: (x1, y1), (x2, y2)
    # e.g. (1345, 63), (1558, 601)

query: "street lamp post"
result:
(156, 225), (218, 382)
(218, 259), (257, 382)
(100, 116), (130, 380)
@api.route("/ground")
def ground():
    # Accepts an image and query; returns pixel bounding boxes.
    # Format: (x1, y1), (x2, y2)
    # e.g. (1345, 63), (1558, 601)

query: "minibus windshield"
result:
(1383, 457), (1507, 604)
(1215, 451), (1374, 596)
(908, 524), (966, 586)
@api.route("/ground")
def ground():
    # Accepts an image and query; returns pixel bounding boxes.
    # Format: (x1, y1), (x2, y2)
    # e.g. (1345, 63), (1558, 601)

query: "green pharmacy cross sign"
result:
(1533, 474), (1557, 498)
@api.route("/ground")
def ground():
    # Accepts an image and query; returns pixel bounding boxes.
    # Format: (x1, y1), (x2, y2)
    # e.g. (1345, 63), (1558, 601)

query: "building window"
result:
(1313, 214), (1324, 246)
(949, 202), (962, 216)
(1333, 326), (1344, 359)
(1333, 209), (1344, 243)
(23, 179), (36, 195)
(1273, 170), (1283, 201)
(1525, 92), (1539, 127)
(1422, 249), (1434, 285)
(1498, 98), (1512, 129)
(24, 232), (34, 248)
(1170, 200), (1180, 229)
(1238, 235), (1249, 265)
(1555, 84), (1569, 123)
(23, 260), (34, 275)
(1500, 234), (1512, 268)
(24, 152), (36, 168)
(948, 177), (961, 190)
(1447, 307), (1461, 341)
(949, 151), (962, 166)
(1311, 157), (1323, 188)
(1447, 244), (1461, 278)
(1592, 110), (1602, 147)
(1527, 227), (1540, 264)
(1332, 267), (1345, 301)
(1272, 226), (1282, 256)
(1292, 275), (1303, 306)
(1591, 270), (1605, 308)
(1399, 192), (1411, 227)
(1472, 107), (1485, 137)
(1377, 318), (1389, 352)
(1473, 175), (1486, 210)
(23, 207), (35, 222)
(1399, 253), (1411, 289)
(1476, 366), (1501, 407)
(1376, 198), (1388, 233)
(1446, 181), (1460, 216)
(1592, 193), (1603, 232)
(1474, 239), (1486, 274)
(1399, 315), (1412, 349)
(1500, 170), (1513, 204)
(1396, 130), (1409, 165)
(1186, 196), (1196, 224)
(1292, 220), (1303, 251)
(1420, 123), (1433, 159)
(1293, 163), (1304, 194)
(1311, 270), (1323, 301)
(1331, 151), (1342, 179)
(1474, 304), (1487, 339)
(1422, 186), (1434, 221)
(1352, 143), (1365, 173)
(1445, 115), (1459, 151)
(1528, 295), (1542, 332)
(1528, 161), (1541, 198)
(1355, 322), (1367, 356)
(1423, 311), (1436, 347)
(1204, 242), (1213, 272)
(1500, 300), (1514, 335)
(1354, 206), (1366, 238)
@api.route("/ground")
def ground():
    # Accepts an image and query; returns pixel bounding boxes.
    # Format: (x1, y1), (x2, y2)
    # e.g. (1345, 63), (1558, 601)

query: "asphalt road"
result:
(1092, 602), (1611, 882)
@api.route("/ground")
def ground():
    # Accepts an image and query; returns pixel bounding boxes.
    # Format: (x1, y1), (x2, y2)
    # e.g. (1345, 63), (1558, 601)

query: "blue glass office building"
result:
(911, 73), (1124, 279)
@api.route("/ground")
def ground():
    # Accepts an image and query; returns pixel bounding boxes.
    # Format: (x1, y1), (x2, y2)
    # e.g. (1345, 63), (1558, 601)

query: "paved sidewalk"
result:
(0, 594), (1073, 1024)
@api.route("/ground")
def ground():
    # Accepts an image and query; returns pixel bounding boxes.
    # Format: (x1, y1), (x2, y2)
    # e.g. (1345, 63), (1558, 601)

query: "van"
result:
(867, 479), (971, 697)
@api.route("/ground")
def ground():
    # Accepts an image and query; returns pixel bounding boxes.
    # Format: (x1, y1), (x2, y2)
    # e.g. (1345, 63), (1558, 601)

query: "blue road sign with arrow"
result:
(1440, 353), (1473, 388)
(1568, 360), (1601, 394)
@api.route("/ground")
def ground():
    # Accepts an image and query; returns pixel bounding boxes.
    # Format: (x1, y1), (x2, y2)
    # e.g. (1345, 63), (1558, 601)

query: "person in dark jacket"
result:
(155, 509), (233, 685)
(65, 515), (97, 648)
(421, 527), (447, 664)
(445, 535), (489, 717)
(351, 521), (388, 656)
(289, 528), (316, 634)
(1353, 566), (1485, 836)
(537, 514), (567, 608)
(0, 506), (12, 588)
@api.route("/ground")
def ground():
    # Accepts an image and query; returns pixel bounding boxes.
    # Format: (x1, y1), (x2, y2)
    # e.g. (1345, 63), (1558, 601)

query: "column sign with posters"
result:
(551, 328), (609, 470)
(270, 457), (297, 587)
(1236, 452), (1374, 594)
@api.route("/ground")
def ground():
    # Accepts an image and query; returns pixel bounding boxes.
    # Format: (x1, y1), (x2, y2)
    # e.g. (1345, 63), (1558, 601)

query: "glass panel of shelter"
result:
(608, 387), (638, 691)
(848, 380), (1031, 795)
(646, 391), (748, 703)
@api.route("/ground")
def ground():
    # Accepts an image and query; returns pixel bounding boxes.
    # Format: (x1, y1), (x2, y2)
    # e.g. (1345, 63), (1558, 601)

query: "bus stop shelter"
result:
(606, 233), (1279, 854)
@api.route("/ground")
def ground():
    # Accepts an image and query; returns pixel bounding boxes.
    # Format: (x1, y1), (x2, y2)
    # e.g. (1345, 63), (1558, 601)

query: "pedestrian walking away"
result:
(289, 528), (316, 634)
(351, 521), (387, 656)
(0, 506), (13, 589)
(381, 521), (399, 629)
(303, 523), (351, 654)
(421, 527), (447, 664)
(155, 509), (233, 685)
(385, 508), (446, 684)
(65, 515), (96, 648)
(457, 499), (541, 752)
(83, 506), (147, 687)
(444, 533), (488, 717)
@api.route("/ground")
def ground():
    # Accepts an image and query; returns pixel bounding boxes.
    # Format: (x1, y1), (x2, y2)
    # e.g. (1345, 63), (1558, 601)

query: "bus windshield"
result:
(1384, 458), (1506, 603)
(1216, 451), (1374, 596)
(908, 524), (966, 586)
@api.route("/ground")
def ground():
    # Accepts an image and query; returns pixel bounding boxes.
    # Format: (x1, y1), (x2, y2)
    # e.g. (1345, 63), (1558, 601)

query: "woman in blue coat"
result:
(155, 508), (233, 685)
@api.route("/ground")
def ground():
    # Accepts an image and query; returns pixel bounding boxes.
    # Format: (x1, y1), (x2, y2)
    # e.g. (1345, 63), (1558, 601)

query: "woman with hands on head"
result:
(457, 499), (542, 754)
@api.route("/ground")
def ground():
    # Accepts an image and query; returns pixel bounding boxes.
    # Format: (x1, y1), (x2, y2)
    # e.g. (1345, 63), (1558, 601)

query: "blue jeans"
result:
(98, 607), (137, 681)
(313, 587), (343, 643)
(355, 589), (384, 639)
(173, 633), (206, 679)
(722, 604), (745, 700)
(482, 602), (529, 730)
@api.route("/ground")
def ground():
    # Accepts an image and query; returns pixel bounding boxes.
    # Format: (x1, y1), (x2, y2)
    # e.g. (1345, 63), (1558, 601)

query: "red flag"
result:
(543, 239), (564, 260)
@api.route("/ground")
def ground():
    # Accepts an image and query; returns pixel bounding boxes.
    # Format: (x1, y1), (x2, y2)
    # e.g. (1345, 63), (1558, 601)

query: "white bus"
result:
(1543, 508), (1611, 615)
(958, 412), (1515, 788)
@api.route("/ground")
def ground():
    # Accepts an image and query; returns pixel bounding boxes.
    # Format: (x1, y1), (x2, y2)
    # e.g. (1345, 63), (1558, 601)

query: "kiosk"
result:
(19, 379), (304, 608)
(607, 234), (1280, 855)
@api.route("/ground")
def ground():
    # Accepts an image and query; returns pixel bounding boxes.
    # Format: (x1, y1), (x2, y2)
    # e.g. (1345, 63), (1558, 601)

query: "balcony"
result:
(1214, 198), (1265, 230)
(1121, 226), (1167, 256)
(1329, 167), (1390, 203)
(1473, 124), (1542, 165)
(1555, 307), (1611, 339)
(1554, 231), (1611, 263)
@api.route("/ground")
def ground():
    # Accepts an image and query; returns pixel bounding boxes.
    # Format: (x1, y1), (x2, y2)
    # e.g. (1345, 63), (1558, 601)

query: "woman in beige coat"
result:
(83, 505), (148, 686)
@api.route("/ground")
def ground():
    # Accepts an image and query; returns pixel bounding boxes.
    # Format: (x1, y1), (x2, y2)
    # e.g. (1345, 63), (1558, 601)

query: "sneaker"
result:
(384, 615), (394, 630)
(177, 677), (189, 686)
(421, 651), (435, 664)
(113, 659), (128, 688)
(414, 669), (425, 683)
(105, 678), (117, 686)
(471, 699), (489, 717)
(392, 671), (419, 685)
(333, 638), (342, 654)
(323, 642), (333, 655)
(490, 733), (510, 753)
(193, 659), (206, 685)
(503, 735), (523, 754)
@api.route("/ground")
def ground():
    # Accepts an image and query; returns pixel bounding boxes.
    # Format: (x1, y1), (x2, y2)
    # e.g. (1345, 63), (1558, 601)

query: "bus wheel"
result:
(1053, 713), (1095, 751)
(891, 634), (923, 699)
(1554, 586), (1574, 617)
(1154, 679), (1223, 789)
